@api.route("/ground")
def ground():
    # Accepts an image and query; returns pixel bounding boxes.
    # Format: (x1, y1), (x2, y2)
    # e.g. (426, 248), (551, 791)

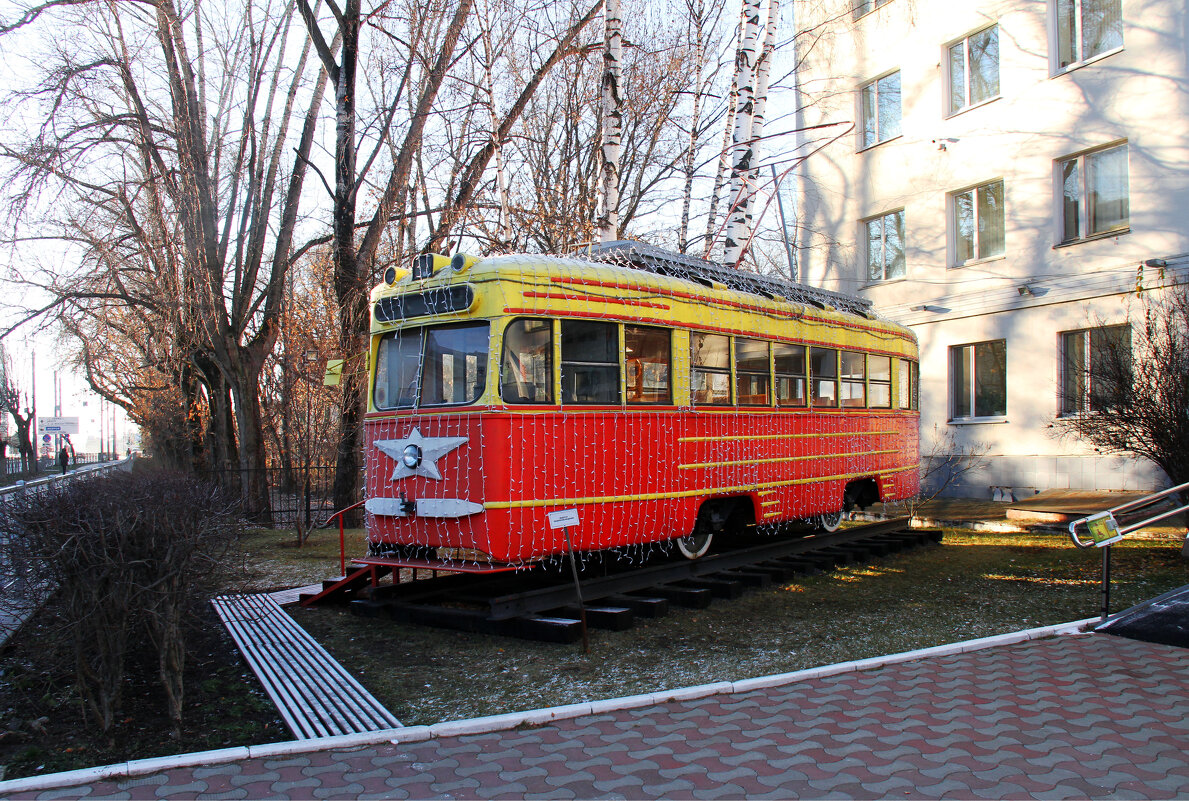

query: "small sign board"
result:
(547, 508), (580, 530)
(1084, 511), (1123, 547)
(38, 416), (79, 435)
(323, 359), (344, 386)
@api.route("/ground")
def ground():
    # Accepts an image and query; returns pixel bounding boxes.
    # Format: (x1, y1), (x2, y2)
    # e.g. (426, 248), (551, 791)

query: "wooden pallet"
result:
(211, 593), (402, 739)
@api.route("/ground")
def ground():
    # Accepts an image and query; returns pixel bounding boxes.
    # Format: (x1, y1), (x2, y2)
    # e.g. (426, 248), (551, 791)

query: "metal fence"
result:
(199, 465), (351, 528)
(3, 452), (118, 479)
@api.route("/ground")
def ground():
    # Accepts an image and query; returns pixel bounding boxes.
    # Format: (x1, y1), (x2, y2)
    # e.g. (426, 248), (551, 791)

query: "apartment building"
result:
(793, 0), (1188, 498)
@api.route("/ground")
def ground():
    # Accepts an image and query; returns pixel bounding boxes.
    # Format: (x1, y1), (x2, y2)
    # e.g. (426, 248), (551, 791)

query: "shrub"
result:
(3, 471), (242, 737)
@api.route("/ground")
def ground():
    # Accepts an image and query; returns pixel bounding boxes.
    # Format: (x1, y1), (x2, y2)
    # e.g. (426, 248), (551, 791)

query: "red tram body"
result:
(362, 243), (920, 564)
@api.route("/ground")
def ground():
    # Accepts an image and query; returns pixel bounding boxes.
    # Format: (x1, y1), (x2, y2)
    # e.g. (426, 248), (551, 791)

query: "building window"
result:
(1059, 143), (1128, 243)
(1060, 325), (1130, 414)
(865, 210), (906, 282)
(1056, 0), (1122, 70)
(951, 340), (1006, 419)
(952, 180), (1004, 264)
(948, 25), (999, 114)
(852, 0), (892, 19)
(860, 71), (901, 149)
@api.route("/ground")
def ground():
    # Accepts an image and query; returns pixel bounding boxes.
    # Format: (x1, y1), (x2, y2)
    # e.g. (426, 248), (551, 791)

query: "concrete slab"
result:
(1005, 490), (1154, 522)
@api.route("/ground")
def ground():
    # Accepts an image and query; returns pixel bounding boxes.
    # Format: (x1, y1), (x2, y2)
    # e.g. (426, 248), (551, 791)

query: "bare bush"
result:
(3, 469), (242, 737)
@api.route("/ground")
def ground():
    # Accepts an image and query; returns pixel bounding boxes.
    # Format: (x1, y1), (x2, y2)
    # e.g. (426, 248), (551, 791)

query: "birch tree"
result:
(722, 0), (761, 266)
(595, 0), (622, 242)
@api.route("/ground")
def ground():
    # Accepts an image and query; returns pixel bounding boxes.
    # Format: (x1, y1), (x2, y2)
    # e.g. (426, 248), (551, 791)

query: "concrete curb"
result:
(0, 617), (1098, 795)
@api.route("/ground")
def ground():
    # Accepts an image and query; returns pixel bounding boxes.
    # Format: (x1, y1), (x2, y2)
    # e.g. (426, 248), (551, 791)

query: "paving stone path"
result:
(5, 633), (1189, 799)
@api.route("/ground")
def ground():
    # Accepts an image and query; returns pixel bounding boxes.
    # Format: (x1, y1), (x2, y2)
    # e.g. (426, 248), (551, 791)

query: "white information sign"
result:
(38, 416), (80, 436)
(547, 508), (580, 529)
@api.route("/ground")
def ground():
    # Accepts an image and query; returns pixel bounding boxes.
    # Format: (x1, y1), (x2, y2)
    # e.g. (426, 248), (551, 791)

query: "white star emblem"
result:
(374, 427), (469, 481)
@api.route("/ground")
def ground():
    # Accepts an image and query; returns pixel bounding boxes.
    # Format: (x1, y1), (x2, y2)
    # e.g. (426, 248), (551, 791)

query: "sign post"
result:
(1073, 511), (1123, 621)
(547, 508), (588, 654)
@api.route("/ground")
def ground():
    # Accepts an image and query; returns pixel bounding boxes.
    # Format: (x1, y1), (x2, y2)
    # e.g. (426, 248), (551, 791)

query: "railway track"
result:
(308, 518), (940, 642)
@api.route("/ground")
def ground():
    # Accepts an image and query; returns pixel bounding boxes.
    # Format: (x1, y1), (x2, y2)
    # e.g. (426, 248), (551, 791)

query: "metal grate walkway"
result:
(211, 593), (402, 739)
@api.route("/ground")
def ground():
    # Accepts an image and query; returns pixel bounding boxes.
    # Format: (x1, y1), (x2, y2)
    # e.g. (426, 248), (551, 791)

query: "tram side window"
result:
(736, 338), (770, 405)
(374, 328), (423, 409)
(501, 319), (553, 404)
(691, 333), (731, 405)
(562, 320), (620, 404)
(811, 347), (838, 407)
(840, 351), (866, 408)
(625, 326), (671, 404)
(774, 344), (807, 407)
(869, 355), (892, 408)
(897, 358), (920, 410)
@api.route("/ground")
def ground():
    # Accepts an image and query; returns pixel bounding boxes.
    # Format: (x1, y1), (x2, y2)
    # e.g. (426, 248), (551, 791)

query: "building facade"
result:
(793, 0), (1188, 498)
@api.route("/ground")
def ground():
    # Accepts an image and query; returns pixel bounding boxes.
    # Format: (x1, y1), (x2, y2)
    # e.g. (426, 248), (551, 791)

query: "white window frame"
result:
(1057, 141), (1129, 245)
(946, 24), (1000, 116)
(858, 71), (902, 150)
(863, 209), (906, 283)
(950, 340), (1007, 421)
(852, 0), (893, 20)
(1058, 325), (1130, 416)
(950, 179), (1005, 266)
(1052, 0), (1123, 74)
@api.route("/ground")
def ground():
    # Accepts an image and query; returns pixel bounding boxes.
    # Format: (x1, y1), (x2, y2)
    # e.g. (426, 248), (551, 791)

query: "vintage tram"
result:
(362, 241), (919, 565)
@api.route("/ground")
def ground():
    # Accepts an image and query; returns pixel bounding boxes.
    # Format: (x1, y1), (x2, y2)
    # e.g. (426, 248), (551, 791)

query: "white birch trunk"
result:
(596, 0), (623, 243)
(722, 0), (762, 267)
(703, 0), (748, 259)
(737, 0), (779, 261)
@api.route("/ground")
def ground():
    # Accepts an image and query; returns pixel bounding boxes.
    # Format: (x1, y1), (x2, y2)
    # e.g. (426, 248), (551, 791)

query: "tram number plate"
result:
(547, 508), (581, 530)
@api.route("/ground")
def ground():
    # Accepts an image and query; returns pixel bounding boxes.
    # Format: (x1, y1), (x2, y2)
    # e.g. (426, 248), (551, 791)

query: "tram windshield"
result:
(374, 322), (489, 409)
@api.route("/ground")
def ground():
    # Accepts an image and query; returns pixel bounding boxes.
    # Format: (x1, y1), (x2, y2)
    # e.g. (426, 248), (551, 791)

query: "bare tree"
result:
(1, 0), (331, 519)
(0, 348), (36, 474)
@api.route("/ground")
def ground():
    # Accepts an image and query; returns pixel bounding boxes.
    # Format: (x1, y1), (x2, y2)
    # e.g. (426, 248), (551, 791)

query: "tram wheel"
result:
(675, 529), (713, 560)
(816, 510), (844, 532)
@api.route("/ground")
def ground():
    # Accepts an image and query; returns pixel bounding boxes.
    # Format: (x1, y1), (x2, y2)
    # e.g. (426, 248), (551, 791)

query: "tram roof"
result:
(372, 242), (897, 332)
(463, 243), (881, 322)
(578, 241), (876, 319)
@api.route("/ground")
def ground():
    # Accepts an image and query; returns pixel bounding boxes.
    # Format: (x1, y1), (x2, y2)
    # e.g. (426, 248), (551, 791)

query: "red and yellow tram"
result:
(362, 242), (919, 564)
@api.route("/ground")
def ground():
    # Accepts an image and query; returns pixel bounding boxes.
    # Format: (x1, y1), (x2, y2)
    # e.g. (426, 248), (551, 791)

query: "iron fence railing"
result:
(199, 465), (357, 528)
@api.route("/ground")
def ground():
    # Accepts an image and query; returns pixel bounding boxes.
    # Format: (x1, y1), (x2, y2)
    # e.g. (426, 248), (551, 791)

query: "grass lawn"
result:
(289, 529), (1189, 727)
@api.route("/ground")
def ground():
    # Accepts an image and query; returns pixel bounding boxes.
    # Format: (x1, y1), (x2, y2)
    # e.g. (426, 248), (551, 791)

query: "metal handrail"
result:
(321, 499), (366, 576)
(1068, 481), (1189, 548)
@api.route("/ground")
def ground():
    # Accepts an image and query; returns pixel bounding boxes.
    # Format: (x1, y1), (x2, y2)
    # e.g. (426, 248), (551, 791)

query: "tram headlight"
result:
(401, 444), (423, 469)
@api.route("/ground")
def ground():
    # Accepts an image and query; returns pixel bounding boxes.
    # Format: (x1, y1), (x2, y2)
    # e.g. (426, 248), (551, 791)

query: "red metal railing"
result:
(321, 499), (366, 576)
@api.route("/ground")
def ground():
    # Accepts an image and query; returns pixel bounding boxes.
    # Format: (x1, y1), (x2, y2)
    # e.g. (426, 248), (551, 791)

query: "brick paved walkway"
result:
(4, 632), (1188, 799)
